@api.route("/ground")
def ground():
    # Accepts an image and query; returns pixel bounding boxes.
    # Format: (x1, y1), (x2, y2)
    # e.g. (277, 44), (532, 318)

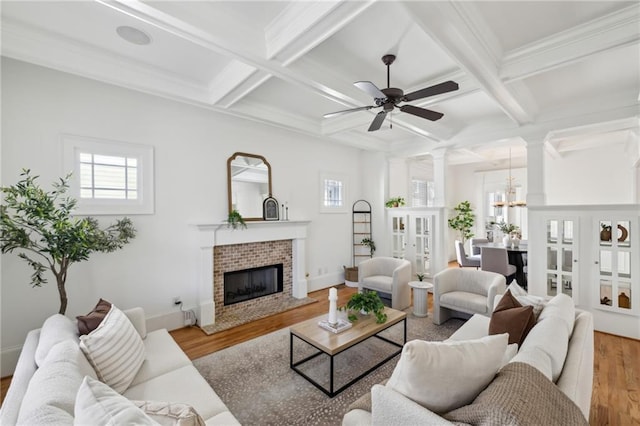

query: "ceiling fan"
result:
(324, 54), (459, 131)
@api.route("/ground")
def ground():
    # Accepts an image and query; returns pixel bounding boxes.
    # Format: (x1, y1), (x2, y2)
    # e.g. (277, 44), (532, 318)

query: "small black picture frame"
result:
(263, 197), (279, 221)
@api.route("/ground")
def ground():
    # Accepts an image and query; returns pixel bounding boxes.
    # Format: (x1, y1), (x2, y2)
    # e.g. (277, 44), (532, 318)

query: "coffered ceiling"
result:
(2, 1), (639, 165)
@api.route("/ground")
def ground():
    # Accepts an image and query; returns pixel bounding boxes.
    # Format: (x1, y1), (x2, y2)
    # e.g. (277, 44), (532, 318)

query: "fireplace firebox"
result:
(223, 264), (284, 306)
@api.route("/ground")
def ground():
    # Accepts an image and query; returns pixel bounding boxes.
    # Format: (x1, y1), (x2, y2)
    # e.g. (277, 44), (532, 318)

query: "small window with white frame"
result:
(411, 179), (435, 207)
(320, 172), (348, 213)
(62, 134), (154, 215)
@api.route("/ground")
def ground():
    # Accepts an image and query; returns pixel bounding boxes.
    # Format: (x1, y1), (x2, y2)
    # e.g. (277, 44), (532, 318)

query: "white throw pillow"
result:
(505, 282), (546, 318)
(537, 293), (575, 336)
(74, 376), (158, 425)
(35, 314), (79, 367)
(386, 333), (509, 413)
(79, 305), (146, 393)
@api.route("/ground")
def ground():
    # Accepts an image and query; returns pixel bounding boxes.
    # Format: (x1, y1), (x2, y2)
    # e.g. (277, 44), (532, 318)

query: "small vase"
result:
(502, 235), (511, 247)
(512, 237), (520, 247)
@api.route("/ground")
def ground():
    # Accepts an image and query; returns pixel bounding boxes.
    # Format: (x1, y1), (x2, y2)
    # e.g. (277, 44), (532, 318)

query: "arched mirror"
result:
(227, 152), (272, 221)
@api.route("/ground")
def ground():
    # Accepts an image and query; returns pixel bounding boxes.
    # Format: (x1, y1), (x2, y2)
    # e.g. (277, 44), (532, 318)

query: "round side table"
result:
(408, 281), (433, 317)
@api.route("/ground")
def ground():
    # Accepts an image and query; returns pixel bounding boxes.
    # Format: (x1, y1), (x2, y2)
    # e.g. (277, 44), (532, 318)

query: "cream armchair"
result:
(432, 268), (506, 325)
(358, 257), (412, 310)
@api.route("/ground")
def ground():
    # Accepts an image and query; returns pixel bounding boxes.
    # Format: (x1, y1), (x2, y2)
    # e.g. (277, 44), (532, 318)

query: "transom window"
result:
(320, 172), (348, 213)
(63, 134), (154, 215)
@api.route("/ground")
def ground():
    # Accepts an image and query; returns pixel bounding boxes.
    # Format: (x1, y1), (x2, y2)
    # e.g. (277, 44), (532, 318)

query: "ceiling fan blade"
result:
(368, 111), (387, 131)
(354, 81), (386, 99)
(403, 80), (459, 102)
(400, 105), (444, 121)
(323, 105), (373, 118)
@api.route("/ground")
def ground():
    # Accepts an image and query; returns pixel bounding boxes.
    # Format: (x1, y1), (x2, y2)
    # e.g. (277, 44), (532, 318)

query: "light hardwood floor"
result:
(2, 285), (638, 425)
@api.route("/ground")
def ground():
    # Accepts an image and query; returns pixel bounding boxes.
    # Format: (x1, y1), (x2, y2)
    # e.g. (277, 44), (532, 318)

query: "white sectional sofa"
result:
(0, 307), (239, 425)
(343, 293), (594, 425)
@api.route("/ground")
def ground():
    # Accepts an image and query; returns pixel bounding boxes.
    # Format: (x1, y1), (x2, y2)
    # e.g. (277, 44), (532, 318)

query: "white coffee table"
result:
(408, 281), (433, 317)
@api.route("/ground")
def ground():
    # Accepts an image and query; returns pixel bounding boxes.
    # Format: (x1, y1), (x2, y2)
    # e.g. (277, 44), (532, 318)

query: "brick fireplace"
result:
(214, 240), (291, 320)
(193, 221), (310, 327)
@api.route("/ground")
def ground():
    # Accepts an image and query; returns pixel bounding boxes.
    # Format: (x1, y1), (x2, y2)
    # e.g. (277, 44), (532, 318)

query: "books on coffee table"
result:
(318, 318), (352, 334)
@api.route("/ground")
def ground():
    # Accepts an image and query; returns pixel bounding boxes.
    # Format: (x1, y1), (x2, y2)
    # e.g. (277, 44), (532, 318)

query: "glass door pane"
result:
(600, 280), (612, 306)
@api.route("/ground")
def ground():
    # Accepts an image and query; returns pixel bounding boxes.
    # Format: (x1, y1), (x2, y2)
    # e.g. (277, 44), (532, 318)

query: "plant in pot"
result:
(385, 197), (405, 208)
(448, 200), (475, 244)
(0, 169), (136, 315)
(416, 273), (425, 282)
(342, 290), (387, 323)
(227, 209), (247, 230)
(361, 237), (376, 256)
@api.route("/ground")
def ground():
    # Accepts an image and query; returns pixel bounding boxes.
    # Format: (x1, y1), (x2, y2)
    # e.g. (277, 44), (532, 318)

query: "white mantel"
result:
(193, 220), (310, 326)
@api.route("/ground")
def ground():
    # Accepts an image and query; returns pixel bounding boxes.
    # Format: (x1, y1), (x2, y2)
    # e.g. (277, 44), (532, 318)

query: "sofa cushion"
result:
(124, 365), (235, 423)
(133, 401), (206, 426)
(77, 298), (112, 335)
(361, 276), (393, 292)
(128, 329), (192, 387)
(489, 290), (535, 346)
(444, 362), (588, 425)
(80, 305), (146, 393)
(74, 376), (157, 425)
(538, 293), (575, 336)
(441, 291), (488, 314)
(16, 339), (96, 425)
(386, 333), (508, 413)
(516, 316), (569, 382)
(34, 314), (79, 367)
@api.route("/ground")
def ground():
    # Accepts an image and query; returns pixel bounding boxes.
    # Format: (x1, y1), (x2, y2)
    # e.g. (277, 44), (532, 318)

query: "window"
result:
(411, 179), (434, 207)
(63, 135), (154, 215)
(320, 172), (348, 213)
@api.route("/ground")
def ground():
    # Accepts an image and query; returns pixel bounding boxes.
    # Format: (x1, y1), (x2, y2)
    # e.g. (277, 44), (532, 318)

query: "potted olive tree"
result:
(448, 200), (475, 244)
(1, 169), (136, 315)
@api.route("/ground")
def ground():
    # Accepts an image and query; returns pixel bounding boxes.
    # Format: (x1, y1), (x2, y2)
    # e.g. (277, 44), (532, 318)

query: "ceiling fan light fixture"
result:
(323, 53), (458, 131)
(116, 26), (152, 46)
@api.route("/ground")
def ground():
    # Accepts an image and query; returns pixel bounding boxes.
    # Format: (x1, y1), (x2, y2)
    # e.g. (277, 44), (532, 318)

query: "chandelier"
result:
(493, 148), (526, 208)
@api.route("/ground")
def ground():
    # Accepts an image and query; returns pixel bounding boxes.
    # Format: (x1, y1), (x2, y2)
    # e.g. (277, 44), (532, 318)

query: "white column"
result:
(291, 238), (308, 299)
(198, 247), (215, 327)
(525, 139), (546, 206)
(431, 148), (448, 208)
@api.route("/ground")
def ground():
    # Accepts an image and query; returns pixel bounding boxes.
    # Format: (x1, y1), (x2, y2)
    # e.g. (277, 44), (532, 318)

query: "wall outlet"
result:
(173, 297), (181, 306)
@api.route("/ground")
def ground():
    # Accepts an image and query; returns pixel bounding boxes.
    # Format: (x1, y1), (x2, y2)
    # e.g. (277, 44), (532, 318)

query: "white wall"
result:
(0, 59), (363, 375)
(545, 144), (634, 205)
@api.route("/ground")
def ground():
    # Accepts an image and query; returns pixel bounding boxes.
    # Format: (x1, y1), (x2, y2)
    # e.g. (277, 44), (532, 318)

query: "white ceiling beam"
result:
(543, 140), (563, 160)
(207, 60), (259, 105)
(403, 1), (535, 125)
(99, 0), (365, 109)
(216, 72), (272, 109)
(265, 1), (376, 66)
(501, 5), (640, 82)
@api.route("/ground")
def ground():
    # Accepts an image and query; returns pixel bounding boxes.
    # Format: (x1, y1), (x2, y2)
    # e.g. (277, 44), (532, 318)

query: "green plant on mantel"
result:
(385, 197), (405, 208)
(0, 169), (136, 315)
(448, 200), (475, 244)
(361, 237), (376, 256)
(227, 209), (247, 230)
(341, 290), (387, 323)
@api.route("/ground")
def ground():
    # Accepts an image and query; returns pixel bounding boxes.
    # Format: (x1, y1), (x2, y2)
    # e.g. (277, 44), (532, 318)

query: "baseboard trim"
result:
(307, 271), (343, 292)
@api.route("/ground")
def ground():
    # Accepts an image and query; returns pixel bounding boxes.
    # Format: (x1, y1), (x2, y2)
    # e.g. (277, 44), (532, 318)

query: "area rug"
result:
(193, 312), (464, 425)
